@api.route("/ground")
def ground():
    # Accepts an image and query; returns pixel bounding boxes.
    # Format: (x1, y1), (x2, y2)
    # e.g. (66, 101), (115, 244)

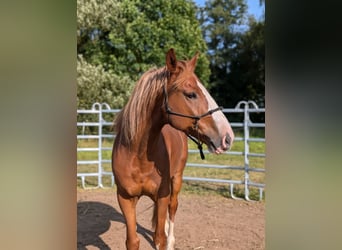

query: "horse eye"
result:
(184, 92), (197, 99)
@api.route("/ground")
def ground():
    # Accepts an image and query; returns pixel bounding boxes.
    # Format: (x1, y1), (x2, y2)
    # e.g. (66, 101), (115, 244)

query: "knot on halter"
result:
(187, 134), (205, 160)
(163, 84), (222, 160)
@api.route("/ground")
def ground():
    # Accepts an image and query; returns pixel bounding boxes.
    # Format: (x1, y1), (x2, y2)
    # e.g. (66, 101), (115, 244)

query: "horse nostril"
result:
(221, 135), (228, 150)
(225, 135), (231, 145)
(225, 133), (232, 149)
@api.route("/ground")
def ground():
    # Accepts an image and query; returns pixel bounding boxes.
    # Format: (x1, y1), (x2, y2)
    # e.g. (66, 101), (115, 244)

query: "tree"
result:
(226, 17), (265, 107)
(77, 0), (133, 109)
(77, 56), (133, 108)
(77, 0), (211, 109)
(107, 0), (210, 83)
(198, 0), (248, 107)
(199, 0), (264, 108)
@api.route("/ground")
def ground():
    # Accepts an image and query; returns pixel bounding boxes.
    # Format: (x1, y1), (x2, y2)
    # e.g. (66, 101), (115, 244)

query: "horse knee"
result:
(169, 197), (178, 221)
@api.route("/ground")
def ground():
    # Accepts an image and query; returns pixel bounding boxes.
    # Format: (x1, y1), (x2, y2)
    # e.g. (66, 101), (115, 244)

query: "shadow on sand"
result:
(77, 201), (154, 249)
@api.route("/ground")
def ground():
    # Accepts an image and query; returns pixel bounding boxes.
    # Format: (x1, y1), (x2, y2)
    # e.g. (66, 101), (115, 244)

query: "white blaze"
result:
(197, 81), (233, 138)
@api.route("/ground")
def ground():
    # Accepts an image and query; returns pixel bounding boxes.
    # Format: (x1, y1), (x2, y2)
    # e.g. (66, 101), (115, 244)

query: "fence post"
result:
(244, 103), (250, 200)
(235, 100), (259, 201)
(91, 102), (111, 188)
(100, 103), (111, 188)
(239, 101), (251, 200)
(91, 103), (103, 188)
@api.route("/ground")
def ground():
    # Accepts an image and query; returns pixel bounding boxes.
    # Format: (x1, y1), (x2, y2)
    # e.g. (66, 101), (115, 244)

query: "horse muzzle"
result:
(208, 132), (234, 154)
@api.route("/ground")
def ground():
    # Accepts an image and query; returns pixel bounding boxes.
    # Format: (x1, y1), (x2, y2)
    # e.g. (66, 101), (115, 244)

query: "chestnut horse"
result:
(112, 48), (234, 250)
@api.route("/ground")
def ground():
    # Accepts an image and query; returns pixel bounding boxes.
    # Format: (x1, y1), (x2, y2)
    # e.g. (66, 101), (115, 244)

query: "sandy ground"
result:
(77, 190), (265, 250)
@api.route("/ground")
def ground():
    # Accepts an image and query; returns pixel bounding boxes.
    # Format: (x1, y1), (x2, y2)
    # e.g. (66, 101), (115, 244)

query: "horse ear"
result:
(166, 48), (177, 73)
(189, 51), (199, 71)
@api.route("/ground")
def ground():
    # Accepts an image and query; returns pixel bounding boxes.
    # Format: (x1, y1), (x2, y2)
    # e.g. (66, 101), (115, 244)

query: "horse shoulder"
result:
(161, 125), (188, 174)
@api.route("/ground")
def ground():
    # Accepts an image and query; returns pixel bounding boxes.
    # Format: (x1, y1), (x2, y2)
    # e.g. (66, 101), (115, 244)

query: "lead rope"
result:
(187, 118), (205, 160)
(187, 134), (205, 160)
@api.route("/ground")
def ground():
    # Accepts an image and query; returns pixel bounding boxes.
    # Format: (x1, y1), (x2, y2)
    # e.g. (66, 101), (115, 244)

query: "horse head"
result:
(164, 48), (234, 154)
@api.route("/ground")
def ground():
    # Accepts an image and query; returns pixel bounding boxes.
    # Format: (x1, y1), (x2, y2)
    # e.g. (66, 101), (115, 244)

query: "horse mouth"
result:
(208, 142), (225, 154)
(208, 135), (232, 154)
(187, 129), (233, 155)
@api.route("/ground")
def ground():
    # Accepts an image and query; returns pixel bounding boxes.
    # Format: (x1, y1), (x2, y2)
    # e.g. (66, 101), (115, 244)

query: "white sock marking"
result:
(167, 221), (175, 250)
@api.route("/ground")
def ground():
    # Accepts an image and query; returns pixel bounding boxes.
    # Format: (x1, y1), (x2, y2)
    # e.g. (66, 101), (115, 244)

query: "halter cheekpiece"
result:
(163, 84), (223, 160)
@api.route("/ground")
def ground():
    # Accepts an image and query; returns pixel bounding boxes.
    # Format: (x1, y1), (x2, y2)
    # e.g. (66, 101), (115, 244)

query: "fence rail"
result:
(77, 101), (265, 201)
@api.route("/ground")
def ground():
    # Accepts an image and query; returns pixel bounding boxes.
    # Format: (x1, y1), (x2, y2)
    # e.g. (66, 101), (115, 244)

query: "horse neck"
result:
(133, 99), (166, 157)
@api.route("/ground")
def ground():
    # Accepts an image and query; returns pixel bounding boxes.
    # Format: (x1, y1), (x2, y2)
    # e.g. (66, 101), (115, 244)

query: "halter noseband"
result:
(163, 84), (223, 160)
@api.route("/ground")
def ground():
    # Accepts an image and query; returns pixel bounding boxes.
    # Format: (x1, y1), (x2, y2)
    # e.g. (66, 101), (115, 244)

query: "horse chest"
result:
(122, 161), (162, 197)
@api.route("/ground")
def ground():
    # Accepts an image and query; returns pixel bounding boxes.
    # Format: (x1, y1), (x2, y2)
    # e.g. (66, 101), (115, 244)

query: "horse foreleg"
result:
(166, 196), (177, 250)
(117, 192), (139, 250)
(167, 176), (182, 250)
(166, 218), (175, 250)
(154, 196), (169, 250)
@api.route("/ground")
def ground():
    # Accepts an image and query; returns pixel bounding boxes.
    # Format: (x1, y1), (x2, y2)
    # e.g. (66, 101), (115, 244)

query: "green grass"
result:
(183, 139), (265, 200)
(77, 136), (265, 200)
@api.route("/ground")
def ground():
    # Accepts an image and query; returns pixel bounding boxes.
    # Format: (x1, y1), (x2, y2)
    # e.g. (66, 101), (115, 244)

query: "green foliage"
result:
(77, 0), (132, 109)
(77, 0), (211, 110)
(225, 17), (265, 107)
(111, 0), (210, 83)
(199, 0), (264, 108)
(77, 55), (133, 109)
(199, 0), (247, 58)
(77, 0), (121, 31)
(77, 0), (210, 96)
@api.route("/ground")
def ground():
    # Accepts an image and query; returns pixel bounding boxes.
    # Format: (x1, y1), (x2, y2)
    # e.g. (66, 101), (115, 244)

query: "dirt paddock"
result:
(77, 189), (265, 250)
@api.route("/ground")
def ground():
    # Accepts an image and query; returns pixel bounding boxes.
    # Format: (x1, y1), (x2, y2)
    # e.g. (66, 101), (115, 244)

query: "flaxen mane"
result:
(114, 60), (193, 146)
(114, 67), (168, 145)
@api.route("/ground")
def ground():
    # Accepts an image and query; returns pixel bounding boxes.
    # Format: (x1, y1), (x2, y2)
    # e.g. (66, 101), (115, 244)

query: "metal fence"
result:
(77, 101), (265, 201)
